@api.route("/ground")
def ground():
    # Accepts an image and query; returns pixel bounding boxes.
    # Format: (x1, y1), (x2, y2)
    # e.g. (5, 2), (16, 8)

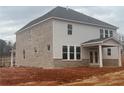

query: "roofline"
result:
(53, 17), (118, 30)
(16, 17), (52, 34)
(82, 37), (121, 46)
(82, 41), (102, 46)
(81, 38), (111, 45)
(16, 16), (118, 34)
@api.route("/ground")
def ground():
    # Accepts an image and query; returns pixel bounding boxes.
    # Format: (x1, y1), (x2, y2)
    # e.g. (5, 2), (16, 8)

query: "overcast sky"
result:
(0, 6), (124, 43)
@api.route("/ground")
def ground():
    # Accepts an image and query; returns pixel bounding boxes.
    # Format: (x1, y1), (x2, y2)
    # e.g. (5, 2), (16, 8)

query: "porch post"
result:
(118, 46), (122, 67)
(99, 45), (103, 67)
(11, 49), (13, 67)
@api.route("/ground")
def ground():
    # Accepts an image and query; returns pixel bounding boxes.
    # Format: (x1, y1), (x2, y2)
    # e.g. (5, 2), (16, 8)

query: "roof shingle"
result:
(83, 37), (111, 44)
(18, 6), (117, 32)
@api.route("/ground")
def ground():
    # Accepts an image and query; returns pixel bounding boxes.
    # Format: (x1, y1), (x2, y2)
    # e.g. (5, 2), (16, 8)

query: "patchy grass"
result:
(0, 67), (124, 85)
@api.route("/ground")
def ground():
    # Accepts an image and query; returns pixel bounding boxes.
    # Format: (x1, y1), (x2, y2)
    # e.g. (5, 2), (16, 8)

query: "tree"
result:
(0, 39), (7, 56)
(0, 39), (12, 56)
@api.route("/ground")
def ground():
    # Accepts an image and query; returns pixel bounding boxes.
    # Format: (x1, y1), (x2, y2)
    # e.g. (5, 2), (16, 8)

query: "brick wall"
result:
(16, 19), (54, 68)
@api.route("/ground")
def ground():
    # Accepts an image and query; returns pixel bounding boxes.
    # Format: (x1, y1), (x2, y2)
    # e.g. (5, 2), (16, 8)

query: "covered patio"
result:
(81, 37), (122, 67)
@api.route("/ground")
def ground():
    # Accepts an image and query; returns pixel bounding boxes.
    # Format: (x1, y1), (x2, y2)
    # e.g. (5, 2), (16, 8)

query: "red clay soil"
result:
(0, 67), (124, 86)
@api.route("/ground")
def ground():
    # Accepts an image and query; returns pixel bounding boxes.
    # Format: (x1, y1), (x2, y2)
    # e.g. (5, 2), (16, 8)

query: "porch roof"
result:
(82, 37), (122, 47)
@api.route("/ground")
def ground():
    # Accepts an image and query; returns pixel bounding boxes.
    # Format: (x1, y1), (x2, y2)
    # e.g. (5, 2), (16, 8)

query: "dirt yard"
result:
(0, 67), (124, 86)
(63, 70), (124, 86)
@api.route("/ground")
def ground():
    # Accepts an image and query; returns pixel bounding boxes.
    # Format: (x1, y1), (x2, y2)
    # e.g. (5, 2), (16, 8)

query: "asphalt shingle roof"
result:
(18, 6), (117, 32)
(83, 37), (111, 44)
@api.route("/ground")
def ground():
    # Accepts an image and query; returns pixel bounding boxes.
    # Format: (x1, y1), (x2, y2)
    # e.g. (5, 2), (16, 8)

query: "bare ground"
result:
(0, 67), (124, 86)
(63, 70), (124, 86)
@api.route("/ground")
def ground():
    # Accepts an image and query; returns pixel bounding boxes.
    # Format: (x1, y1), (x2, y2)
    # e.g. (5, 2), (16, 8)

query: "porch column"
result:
(118, 46), (122, 67)
(99, 45), (103, 67)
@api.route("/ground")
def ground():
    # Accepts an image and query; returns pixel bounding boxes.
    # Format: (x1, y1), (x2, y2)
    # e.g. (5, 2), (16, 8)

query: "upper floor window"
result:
(100, 29), (113, 39)
(105, 30), (109, 38)
(100, 29), (104, 38)
(68, 24), (72, 35)
(62, 46), (68, 59)
(110, 31), (113, 37)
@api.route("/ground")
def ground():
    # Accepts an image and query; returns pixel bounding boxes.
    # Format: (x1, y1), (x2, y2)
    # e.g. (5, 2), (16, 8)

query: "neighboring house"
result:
(16, 6), (122, 68)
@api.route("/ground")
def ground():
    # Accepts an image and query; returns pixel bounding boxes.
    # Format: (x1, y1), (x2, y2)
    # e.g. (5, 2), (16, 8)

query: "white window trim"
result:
(67, 46), (70, 60)
(69, 46), (75, 59)
(74, 46), (76, 60)
(62, 46), (68, 59)
(103, 30), (105, 38)
(110, 30), (113, 37)
(100, 29), (113, 38)
(105, 30), (108, 38)
(62, 45), (81, 61)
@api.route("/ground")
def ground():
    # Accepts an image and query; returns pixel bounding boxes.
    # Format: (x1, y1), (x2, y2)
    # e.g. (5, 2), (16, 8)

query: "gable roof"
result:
(83, 37), (110, 44)
(82, 37), (121, 45)
(17, 6), (118, 33)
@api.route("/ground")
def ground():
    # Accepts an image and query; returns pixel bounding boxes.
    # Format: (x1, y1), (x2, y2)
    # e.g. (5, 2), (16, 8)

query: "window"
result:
(34, 47), (37, 53)
(121, 49), (123, 55)
(100, 29), (104, 38)
(90, 52), (93, 63)
(62, 46), (68, 59)
(13, 52), (16, 57)
(68, 24), (72, 35)
(70, 46), (74, 59)
(76, 47), (80, 59)
(105, 30), (108, 38)
(34, 47), (39, 57)
(23, 49), (25, 59)
(62, 46), (81, 60)
(95, 51), (98, 63)
(107, 48), (111, 56)
(47, 44), (50, 51)
(110, 31), (113, 37)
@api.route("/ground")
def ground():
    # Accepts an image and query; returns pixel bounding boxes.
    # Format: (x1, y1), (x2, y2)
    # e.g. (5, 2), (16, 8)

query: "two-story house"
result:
(16, 6), (122, 68)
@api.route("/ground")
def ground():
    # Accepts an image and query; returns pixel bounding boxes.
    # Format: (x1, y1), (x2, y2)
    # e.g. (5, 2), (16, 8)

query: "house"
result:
(16, 6), (122, 68)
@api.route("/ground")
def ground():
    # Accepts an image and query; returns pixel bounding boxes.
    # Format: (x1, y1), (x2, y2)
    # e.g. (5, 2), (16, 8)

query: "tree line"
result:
(0, 39), (13, 57)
